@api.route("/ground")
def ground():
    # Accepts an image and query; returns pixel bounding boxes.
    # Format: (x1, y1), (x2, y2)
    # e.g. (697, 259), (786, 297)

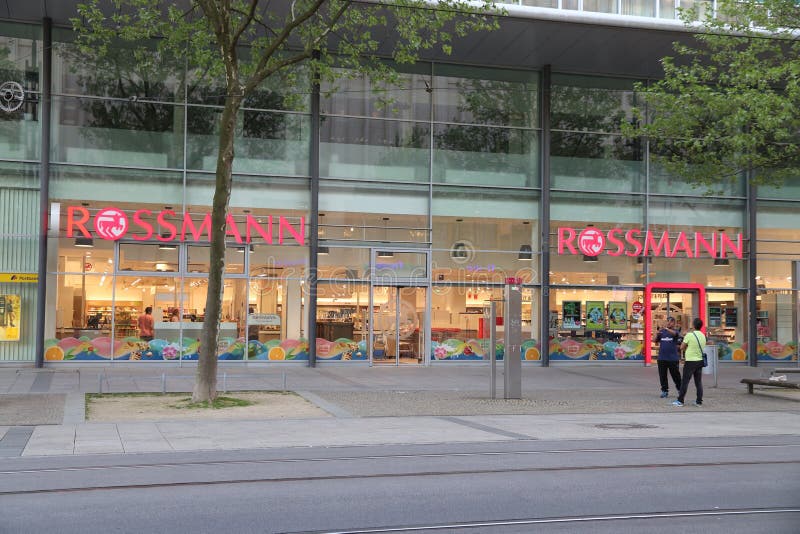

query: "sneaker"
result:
(693, 401), (702, 407)
(671, 400), (684, 407)
(660, 391), (668, 398)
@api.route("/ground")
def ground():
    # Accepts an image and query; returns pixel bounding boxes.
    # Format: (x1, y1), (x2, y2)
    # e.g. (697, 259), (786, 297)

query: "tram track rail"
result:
(292, 508), (800, 533)
(2, 441), (798, 476)
(1, 442), (798, 495)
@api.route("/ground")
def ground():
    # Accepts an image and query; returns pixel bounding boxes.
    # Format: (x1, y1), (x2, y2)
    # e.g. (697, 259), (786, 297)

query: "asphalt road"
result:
(1, 436), (799, 533)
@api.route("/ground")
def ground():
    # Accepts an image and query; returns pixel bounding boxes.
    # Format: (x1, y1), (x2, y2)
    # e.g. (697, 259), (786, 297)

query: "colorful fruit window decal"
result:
(549, 337), (644, 360)
(431, 339), (540, 361)
(43, 336), (368, 361)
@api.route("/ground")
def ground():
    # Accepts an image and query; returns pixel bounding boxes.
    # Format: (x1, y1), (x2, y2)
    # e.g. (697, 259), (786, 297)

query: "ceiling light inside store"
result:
(74, 237), (94, 248)
(583, 254), (598, 263)
(158, 233), (177, 250)
(318, 245), (329, 255)
(518, 245), (532, 261)
(713, 257), (730, 267)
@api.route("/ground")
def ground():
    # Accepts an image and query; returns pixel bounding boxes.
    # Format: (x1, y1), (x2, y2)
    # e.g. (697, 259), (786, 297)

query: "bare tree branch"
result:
(231, 0), (259, 47)
(243, 0), (333, 95)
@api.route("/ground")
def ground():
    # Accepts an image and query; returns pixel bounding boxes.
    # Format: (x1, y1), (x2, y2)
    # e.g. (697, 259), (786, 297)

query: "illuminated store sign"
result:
(66, 206), (305, 245)
(557, 227), (743, 259)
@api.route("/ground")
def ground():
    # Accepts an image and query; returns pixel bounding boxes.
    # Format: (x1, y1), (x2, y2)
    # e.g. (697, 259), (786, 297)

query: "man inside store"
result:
(655, 316), (682, 398)
(138, 307), (155, 342)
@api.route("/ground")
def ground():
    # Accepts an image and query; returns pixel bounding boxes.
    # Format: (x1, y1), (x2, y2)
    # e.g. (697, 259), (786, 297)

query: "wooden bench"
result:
(741, 378), (800, 394)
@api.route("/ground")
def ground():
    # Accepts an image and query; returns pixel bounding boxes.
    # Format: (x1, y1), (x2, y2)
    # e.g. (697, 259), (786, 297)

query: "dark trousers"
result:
(677, 360), (704, 404)
(657, 359), (681, 392)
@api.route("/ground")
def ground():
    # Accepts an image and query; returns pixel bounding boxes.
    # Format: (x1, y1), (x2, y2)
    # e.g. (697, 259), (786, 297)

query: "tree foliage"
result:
(73, 0), (500, 401)
(623, 0), (800, 190)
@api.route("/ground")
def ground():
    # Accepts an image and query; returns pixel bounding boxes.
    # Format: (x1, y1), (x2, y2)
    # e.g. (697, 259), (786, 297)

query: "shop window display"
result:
(430, 286), (539, 362)
(315, 282), (371, 361)
(549, 288), (644, 361)
(45, 200), (309, 362)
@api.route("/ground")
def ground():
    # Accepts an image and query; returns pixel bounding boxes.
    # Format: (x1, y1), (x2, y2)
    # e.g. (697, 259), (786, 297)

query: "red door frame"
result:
(644, 282), (706, 365)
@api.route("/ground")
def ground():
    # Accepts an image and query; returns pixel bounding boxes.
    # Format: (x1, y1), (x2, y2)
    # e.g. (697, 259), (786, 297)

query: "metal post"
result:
(307, 50), (321, 367)
(540, 65), (551, 367)
(98, 373), (102, 394)
(222, 371), (227, 393)
(795, 261), (800, 369)
(34, 17), (52, 368)
(488, 301), (497, 399)
(504, 279), (522, 399)
(282, 371), (287, 392)
(747, 177), (758, 367)
(161, 373), (166, 394)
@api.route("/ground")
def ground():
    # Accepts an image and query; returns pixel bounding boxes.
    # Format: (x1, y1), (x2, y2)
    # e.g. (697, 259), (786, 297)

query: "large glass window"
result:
(320, 116), (430, 182)
(550, 191), (645, 285)
(432, 65), (539, 187)
(549, 288), (645, 361)
(755, 200), (800, 363)
(433, 186), (539, 284)
(0, 25), (40, 161)
(319, 181), (429, 245)
(431, 286), (540, 362)
(321, 66), (431, 122)
(187, 107), (309, 176)
(551, 75), (642, 193)
(52, 96), (183, 168)
(648, 197), (746, 288)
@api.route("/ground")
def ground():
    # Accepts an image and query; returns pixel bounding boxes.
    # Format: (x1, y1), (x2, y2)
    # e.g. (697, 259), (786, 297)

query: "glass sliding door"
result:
(371, 286), (426, 365)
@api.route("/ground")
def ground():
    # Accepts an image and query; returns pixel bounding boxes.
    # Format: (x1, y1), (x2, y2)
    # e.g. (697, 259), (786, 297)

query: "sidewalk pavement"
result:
(1, 363), (799, 457)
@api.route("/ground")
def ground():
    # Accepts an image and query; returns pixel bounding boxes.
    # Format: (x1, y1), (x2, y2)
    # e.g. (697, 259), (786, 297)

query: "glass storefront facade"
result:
(1, 19), (798, 366)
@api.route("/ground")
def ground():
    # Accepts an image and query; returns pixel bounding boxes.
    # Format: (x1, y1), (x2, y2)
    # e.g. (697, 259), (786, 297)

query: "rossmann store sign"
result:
(557, 227), (743, 259)
(64, 206), (306, 245)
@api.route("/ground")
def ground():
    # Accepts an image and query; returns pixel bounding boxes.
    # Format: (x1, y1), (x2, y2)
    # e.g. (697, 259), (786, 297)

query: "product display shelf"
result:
(87, 301), (141, 337)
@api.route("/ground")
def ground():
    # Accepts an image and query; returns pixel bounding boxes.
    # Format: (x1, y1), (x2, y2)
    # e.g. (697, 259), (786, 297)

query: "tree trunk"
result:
(193, 95), (241, 403)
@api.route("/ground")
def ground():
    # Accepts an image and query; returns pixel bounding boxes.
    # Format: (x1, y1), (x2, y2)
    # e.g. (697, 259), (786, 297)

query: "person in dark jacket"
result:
(655, 316), (682, 398)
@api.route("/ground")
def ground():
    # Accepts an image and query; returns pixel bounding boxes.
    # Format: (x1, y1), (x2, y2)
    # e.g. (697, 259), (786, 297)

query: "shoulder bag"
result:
(691, 331), (708, 367)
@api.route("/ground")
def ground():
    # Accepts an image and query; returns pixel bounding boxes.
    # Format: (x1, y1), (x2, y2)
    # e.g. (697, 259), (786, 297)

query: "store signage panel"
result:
(64, 206), (305, 245)
(0, 273), (38, 283)
(585, 301), (605, 331)
(562, 300), (581, 330)
(0, 294), (21, 342)
(249, 313), (281, 326)
(608, 302), (627, 330)
(557, 227), (743, 259)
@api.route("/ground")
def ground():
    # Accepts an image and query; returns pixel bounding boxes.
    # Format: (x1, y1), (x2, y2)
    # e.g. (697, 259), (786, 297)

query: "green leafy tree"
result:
(623, 0), (800, 190)
(73, 0), (500, 402)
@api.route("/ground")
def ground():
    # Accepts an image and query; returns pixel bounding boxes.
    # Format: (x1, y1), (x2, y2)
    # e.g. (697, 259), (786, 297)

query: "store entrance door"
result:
(644, 283), (706, 365)
(371, 286), (425, 365)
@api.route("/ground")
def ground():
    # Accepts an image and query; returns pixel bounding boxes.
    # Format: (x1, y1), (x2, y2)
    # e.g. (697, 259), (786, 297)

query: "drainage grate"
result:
(594, 423), (658, 430)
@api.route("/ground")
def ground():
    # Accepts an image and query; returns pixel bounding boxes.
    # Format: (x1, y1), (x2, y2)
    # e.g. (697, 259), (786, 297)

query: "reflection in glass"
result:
(551, 77), (636, 134)
(53, 96), (183, 168)
(187, 107), (309, 175)
(321, 68), (431, 121)
(320, 116), (430, 181)
(119, 243), (179, 273)
(433, 125), (537, 187)
(551, 132), (643, 192)
(433, 65), (538, 128)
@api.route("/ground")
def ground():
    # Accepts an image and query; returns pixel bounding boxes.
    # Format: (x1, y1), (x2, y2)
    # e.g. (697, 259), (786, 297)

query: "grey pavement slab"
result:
(3, 363), (800, 458)
(0, 394), (65, 425)
(18, 409), (800, 457)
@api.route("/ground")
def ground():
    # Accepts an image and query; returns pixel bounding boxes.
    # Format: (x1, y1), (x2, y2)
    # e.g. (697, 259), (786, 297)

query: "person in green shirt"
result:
(673, 317), (706, 407)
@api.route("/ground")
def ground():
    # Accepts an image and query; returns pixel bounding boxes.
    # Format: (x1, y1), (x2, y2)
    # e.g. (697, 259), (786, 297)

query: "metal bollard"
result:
(282, 371), (286, 392)
(161, 373), (166, 394)
(98, 373), (103, 394)
(223, 372), (227, 393)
